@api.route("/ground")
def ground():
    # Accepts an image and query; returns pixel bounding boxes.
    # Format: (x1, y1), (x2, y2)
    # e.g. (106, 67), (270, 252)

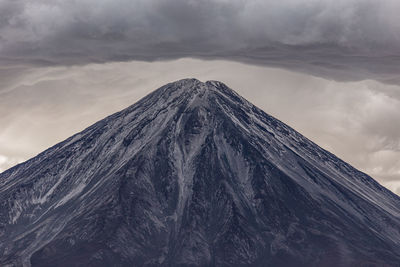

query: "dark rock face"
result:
(1, 79), (400, 267)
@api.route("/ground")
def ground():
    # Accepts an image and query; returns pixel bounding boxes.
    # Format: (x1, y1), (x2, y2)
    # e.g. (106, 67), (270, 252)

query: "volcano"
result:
(1, 79), (400, 267)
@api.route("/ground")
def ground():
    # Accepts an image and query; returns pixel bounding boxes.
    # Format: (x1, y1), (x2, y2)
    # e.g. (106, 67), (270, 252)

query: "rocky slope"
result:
(1, 79), (400, 266)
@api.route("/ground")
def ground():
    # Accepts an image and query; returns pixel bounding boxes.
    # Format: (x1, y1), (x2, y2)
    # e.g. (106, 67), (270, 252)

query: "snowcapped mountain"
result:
(1, 78), (400, 267)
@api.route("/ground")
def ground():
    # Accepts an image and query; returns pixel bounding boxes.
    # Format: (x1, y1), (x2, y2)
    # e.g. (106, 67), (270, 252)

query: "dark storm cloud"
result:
(0, 0), (400, 84)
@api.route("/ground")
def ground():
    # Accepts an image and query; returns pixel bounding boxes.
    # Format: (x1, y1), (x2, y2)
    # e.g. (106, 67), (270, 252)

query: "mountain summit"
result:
(1, 79), (400, 266)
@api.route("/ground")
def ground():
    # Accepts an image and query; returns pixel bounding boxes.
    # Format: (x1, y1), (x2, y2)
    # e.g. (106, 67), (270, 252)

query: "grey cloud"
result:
(1, 0), (400, 84)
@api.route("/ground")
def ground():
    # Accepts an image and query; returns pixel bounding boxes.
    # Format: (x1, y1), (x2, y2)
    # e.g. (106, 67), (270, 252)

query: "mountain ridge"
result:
(1, 78), (400, 266)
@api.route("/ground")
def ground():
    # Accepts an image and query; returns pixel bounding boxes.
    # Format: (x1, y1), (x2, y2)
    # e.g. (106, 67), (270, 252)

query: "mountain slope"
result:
(1, 78), (400, 267)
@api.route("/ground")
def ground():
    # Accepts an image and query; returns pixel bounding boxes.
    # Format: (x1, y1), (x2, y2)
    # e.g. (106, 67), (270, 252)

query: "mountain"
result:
(1, 79), (400, 267)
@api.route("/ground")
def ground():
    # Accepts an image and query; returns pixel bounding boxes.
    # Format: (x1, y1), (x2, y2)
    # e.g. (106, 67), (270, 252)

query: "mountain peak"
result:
(157, 78), (237, 96)
(1, 80), (400, 266)
(148, 78), (247, 109)
(165, 78), (225, 87)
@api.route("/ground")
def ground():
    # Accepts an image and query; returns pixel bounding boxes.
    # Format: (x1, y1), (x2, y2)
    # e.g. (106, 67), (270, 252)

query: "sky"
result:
(0, 0), (400, 194)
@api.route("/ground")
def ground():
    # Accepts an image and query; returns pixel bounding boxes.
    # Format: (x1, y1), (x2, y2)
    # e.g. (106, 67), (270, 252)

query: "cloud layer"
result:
(1, 0), (400, 83)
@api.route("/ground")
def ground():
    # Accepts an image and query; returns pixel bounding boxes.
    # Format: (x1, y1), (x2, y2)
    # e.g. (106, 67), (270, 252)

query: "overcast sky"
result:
(0, 0), (400, 194)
